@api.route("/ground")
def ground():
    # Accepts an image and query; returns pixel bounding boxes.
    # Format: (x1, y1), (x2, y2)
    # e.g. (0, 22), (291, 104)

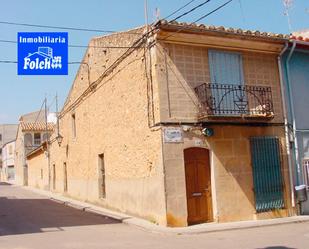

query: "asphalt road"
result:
(0, 182), (309, 249)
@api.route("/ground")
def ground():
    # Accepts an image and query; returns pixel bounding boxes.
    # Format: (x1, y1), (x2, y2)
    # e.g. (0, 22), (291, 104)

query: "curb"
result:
(20, 184), (309, 235)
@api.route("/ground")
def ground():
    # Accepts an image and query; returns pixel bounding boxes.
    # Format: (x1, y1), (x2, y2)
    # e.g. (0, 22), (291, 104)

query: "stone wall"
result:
(155, 42), (284, 123)
(47, 28), (167, 225)
(163, 125), (293, 226)
(27, 150), (48, 190)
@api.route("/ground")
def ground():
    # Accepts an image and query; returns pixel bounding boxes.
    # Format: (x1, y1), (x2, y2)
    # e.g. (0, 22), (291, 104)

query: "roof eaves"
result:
(155, 19), (290, 42)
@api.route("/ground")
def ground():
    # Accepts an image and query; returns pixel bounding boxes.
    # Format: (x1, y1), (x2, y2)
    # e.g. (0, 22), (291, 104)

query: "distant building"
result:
(0, 124), (18, 180)
(15, 111), (55, 186)
(0, 124), (18, 161)
(1, 140), (16, 181)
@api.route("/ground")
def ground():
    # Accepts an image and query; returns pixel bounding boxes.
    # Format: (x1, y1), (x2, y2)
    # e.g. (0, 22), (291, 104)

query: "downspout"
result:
(285, 41), (301, 186)
(278, 41), (295, 208)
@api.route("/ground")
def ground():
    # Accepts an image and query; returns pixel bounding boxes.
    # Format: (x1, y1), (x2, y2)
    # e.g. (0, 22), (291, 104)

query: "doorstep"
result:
(22, 185), (309, 235)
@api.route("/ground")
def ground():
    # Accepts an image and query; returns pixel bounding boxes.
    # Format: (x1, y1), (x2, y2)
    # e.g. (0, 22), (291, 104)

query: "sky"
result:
(0, 0), (308, 124)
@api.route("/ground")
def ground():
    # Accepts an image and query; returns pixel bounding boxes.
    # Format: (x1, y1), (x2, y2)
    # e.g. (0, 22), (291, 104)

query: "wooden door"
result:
(184, 148), (213, 225)
(63, 162), (67, 193)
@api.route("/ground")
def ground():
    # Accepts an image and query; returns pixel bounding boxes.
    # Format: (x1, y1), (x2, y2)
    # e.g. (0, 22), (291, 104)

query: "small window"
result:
(98, 153), (106, 198)
(34, 133), (41, 145)
(72, 114), (76, 138)
(303, 159), (309, 188)
(24, 133), (32, 147)
(0, 134), (2, 142)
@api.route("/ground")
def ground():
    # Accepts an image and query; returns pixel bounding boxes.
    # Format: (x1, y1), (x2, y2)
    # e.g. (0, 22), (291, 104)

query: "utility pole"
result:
(56, 93), (59, 137)
(44, 97), (51, 190)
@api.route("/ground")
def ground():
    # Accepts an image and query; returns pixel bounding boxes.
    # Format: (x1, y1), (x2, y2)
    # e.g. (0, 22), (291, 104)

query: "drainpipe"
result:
(285, 41), (301, 187)
(278, 41), (295, 208)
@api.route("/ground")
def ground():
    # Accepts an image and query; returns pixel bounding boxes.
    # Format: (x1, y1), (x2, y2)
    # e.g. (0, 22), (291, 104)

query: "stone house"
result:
(15, 111), (54, 186)
(27, 21), (295, 226)
(0, 124), (18, 167)
(0, 124), (18, 181)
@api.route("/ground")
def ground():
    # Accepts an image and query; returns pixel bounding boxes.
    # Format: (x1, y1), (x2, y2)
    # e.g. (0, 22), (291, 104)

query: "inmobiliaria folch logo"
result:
(18, 32), (68, 75)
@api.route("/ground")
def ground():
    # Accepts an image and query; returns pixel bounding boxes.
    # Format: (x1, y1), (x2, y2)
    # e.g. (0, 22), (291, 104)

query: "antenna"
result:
(283, 0), (293, 33)
(155, 8), (160, 22)
(144, 0), (149, 32)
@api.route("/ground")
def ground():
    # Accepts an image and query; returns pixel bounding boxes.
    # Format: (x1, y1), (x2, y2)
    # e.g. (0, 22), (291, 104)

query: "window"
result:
(208, 50), (244, 85)
(24, 133), (32, 147)
(208, 50), (245, 115)
(250, 137), (284, 212)
(303, 159), (309, 188)
(34, 133), (41, 145)
(71, 114), (76, 138)
(98, 153), (106, 198)
(0, 134), (2, 142)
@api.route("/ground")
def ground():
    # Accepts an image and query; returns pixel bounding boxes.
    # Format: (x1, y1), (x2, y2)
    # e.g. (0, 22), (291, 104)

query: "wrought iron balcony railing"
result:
(194, 83), (274, 119)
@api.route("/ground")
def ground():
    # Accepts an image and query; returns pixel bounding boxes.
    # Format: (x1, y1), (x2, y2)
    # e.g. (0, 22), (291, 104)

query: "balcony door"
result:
(208, 50), (246, 115)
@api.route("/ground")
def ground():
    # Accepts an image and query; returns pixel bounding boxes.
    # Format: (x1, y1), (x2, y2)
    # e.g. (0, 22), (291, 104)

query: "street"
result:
(0, 182), (308, 249)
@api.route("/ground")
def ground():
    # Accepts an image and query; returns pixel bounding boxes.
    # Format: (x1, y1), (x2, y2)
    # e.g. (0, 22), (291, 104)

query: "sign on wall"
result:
(163, 127), (183, 143)
(17, 32), (68, 75)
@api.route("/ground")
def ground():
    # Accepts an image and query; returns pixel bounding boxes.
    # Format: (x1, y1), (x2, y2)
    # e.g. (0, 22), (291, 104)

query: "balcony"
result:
(194, 83), (274, 121)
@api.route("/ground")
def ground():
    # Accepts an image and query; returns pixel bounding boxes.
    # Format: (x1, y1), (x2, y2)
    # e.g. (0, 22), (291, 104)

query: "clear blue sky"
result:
(0, 0), (308, 123)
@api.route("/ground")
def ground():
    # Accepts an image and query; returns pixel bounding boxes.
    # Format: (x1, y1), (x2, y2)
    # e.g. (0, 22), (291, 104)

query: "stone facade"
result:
(27, 145), (49, 189)
(26, 24), (294, 227)
(15, 111), (54, 186)
(44, 28), (167, 225)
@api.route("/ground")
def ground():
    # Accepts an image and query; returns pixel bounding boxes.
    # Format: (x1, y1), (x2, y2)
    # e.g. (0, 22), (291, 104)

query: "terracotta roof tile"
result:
(20, 122), (55, 132)
(156, 20), (290, 40)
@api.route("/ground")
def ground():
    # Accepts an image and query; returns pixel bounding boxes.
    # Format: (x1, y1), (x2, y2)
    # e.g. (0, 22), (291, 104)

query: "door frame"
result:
(183, 147), (217, 224)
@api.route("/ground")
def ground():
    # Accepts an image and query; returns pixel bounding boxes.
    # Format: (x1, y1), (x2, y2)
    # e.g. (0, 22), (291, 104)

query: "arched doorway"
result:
(184, 147), (213, 225)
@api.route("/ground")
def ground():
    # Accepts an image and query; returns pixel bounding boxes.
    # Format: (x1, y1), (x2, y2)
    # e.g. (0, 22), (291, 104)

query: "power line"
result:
(194, 0), (233, 23)
(0, 39), (141, 49)
(34, 99), (46, 124)
(159, 0), (234, 42)
(0, 20), (116, 33)
(169, 0), (212, 22)
(0, 60), (89, 64)
(60, 31), (149, 117)
(163, 0), (198, 20)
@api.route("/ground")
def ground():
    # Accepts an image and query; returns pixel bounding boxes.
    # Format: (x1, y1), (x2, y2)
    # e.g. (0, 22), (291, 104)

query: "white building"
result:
(1, 140), (16, 181)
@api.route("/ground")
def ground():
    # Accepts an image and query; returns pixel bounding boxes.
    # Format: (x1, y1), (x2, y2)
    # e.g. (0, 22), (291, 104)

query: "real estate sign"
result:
(17, 32), (68, 75)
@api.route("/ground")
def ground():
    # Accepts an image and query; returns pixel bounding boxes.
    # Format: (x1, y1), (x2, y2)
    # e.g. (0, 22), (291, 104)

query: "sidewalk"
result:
(22, 184), (309, 235)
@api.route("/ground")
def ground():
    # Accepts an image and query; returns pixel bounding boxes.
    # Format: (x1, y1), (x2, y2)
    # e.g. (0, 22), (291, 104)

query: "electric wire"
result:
(0, 39), (141, 49)
(193, 0), (233, 23)
(0, 60), (90, 64)
(163, 0), (198, 20)
(0, 20), (115, 33)
(33, 99), (46, 124)
(169, 0), (211, 22)
(159, 0), (234, 42)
